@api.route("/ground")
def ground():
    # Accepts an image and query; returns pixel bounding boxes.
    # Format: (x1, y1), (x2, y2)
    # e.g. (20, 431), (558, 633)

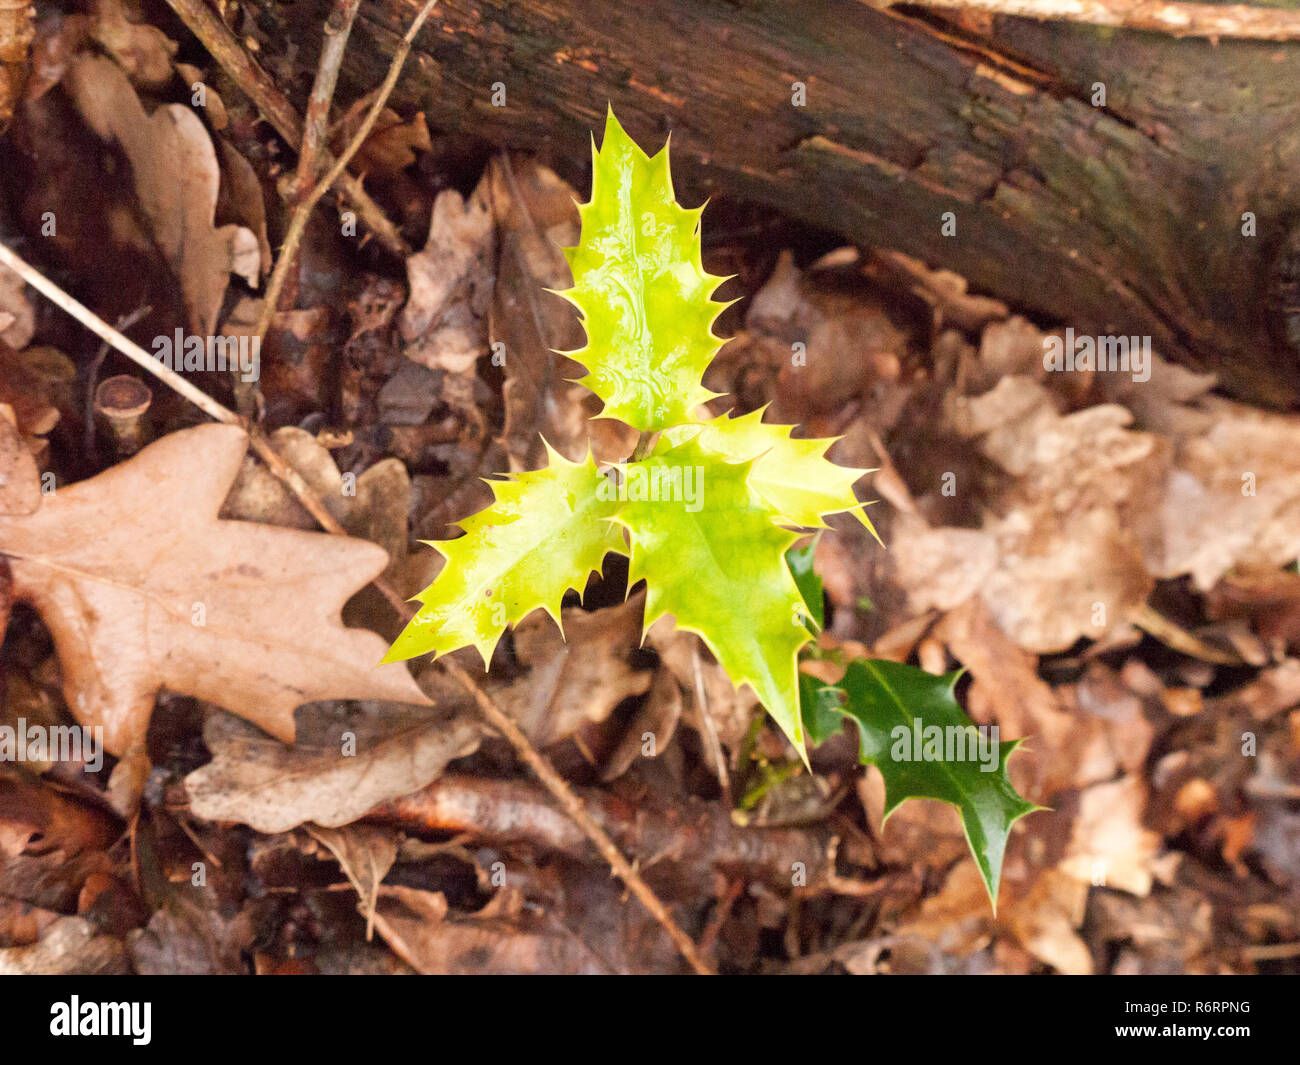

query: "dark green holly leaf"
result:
(785, 541), (824, 630)
(798, 670), (845, 745)
(801, 658), (1041, 909)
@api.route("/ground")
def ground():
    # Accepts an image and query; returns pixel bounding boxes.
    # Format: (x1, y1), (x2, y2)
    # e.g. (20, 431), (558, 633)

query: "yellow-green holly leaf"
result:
(662, 409), (878, 536)
(612, 436), (812, 758)
(556, 109), (727, 431)
(382, 445), (626, 668)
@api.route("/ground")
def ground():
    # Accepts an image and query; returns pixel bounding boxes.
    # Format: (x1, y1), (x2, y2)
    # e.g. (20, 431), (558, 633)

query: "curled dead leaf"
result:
(64, 55), (257, 335)
(489, 596), (651, 749)
(401, 182), (494, 373)
(186, 701), (481, 834)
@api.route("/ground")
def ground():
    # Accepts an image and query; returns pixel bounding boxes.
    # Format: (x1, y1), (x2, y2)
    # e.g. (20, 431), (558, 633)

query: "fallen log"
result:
(262, 0), (1300, 404)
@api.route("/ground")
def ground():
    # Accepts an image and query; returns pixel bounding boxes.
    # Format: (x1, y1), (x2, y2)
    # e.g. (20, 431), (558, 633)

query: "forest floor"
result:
(0, 0), (1298, 975)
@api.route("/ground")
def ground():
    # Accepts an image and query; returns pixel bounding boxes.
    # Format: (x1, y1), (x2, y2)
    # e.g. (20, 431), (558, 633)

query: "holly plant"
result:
(383, 108), (1039, 908)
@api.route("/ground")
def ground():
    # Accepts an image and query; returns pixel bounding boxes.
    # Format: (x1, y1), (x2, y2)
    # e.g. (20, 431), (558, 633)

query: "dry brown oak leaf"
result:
(0, 423), (429, 755)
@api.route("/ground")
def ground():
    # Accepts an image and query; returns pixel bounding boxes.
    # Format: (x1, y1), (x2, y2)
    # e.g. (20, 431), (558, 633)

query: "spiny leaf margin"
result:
(662, 407), (878, 535)
(382, 444), (626, 669)
(799, 658), (1042, 909)
(554, 108), (727, 431)
(612, 436), (813, 759)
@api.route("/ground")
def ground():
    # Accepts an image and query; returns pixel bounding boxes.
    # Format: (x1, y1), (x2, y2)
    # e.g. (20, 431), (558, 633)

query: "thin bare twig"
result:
(1131, 603), (1244, 666)
(631, 430), (657, 461)
(697, 878), (742, 958)
(438, 661), (716, 975)
(294, 0), (362, 203)
(1243, 941), (1300, 961)
(161, 0), (410, 255)
(862, 0), (1300, 41)
(253, 1), (438, 348)
(235, 0), (362, 419)
(796, 838), (897, 900)
(1, 182), (713, 977)
(0, 244), (234, 424)
(0, 240), (361, 541)
(328, 86), (383, 141)
(691, 643), (730, 797)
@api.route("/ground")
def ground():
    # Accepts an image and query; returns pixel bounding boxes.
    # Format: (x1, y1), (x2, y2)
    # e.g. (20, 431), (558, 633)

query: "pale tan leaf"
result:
(0, 261), (33, 348)
(371, 885), (614, 975)
(1059, 776), (1166, 897)
(0, 423), (430, 755)
(487, 156), (597, 469)
(400, 182), (494, 373)
(88, 0), (177, 87)
(64, 55), (255, 336)
(307, 823), (399, 934)
(0, 413), (39, 516)
(186, 701), (481, 833)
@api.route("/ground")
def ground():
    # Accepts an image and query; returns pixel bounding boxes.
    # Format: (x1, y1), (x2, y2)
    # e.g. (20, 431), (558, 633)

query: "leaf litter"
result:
(0, 3), (1297, 975)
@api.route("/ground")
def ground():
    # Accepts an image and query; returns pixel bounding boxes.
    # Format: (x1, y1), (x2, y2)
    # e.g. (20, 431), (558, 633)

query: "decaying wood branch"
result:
(0, 0), (33, 132)
(269, 0), (1300, 405)
(368, 773), (842, 890)
(863, 0), (1300, 41)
